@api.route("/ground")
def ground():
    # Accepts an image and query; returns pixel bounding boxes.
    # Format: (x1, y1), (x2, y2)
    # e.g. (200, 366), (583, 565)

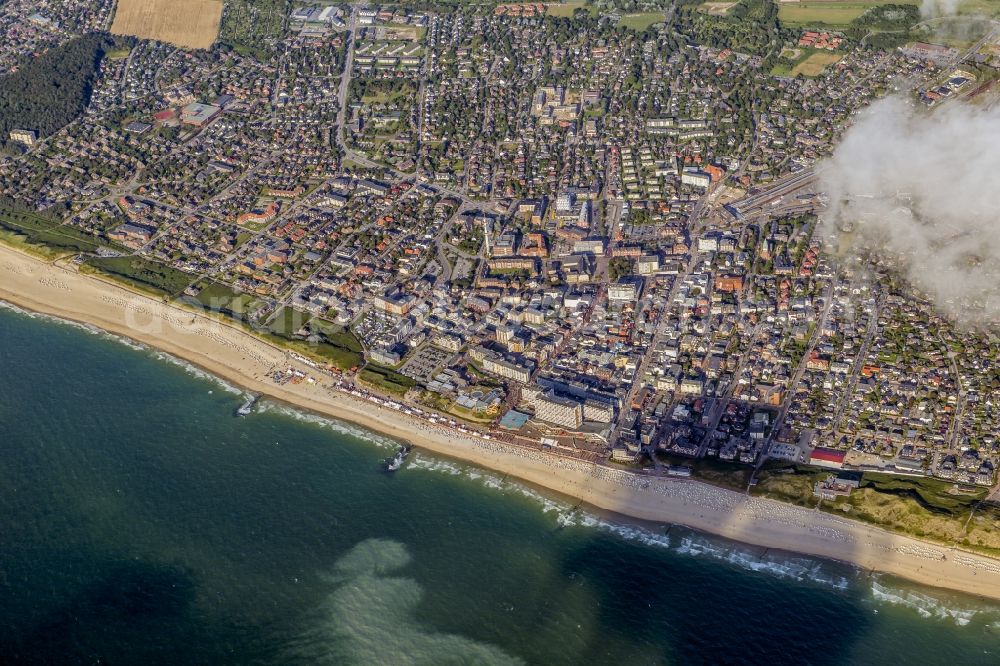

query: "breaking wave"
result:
(870, 577), (1000, 626)
(258, 402), (402, 451)
(408, 453), (572, 515)
(407, 452), (855, 591)
(149, 351), (244, 395)
(0, 298), (147, 351)
(0, 298), (244, 394)
(672, 533), (853, 590)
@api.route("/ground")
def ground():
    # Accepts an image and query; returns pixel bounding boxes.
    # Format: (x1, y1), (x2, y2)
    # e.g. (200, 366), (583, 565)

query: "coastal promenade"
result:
(2, 241), (1000, 602)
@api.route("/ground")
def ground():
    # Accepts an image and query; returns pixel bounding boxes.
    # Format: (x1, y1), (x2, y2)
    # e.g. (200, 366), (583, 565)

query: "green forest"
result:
(0, 34), (111, 149)
(845, 4), (922, 50)
(676, 0), (791, 58)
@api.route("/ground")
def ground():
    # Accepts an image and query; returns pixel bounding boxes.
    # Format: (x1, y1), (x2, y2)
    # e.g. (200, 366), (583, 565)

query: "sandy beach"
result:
(3, 242), (1000, 601)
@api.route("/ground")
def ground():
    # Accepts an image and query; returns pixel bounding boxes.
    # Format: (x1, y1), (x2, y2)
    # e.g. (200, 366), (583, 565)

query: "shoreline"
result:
(3, 243), (1000, 602)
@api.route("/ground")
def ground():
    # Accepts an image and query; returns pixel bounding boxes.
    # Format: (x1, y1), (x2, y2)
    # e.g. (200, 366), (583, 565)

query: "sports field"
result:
(110, 0), (223, 50)
(618, 12), (666, 31)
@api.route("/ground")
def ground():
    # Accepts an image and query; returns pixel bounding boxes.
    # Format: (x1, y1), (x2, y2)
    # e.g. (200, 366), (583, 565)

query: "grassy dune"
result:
(756, 466), (1000, 555)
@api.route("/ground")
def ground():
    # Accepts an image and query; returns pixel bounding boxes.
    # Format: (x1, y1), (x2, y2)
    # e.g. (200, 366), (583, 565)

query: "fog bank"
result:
(819, 96), (1000, 322)
(921, 0), (961, 20)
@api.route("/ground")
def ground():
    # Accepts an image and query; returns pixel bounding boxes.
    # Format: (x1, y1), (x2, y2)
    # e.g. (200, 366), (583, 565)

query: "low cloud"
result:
(921, 0), (961, 19)
(818, 96), (1000, 323)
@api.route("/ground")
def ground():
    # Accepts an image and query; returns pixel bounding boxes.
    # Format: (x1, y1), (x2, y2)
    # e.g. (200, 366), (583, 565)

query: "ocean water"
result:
(1, 303), (1000, 665)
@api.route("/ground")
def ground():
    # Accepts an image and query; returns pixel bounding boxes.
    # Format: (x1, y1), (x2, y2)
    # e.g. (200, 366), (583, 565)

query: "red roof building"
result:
(810, 447), (846, 468)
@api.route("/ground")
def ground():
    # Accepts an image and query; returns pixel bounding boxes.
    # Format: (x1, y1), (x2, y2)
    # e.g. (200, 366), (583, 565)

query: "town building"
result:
(9, 129), (37, 146)
(534, 391), (584, 429)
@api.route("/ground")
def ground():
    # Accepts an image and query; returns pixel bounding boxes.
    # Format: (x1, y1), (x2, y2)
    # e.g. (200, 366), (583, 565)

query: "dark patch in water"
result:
(2, 559), (196, 664)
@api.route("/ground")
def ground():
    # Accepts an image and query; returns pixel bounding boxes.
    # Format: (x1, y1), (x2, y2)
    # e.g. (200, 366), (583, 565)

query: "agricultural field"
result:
(110, 0), (223, 50)
(777, 1), (918, 29)
(956, 0), (1000, 18)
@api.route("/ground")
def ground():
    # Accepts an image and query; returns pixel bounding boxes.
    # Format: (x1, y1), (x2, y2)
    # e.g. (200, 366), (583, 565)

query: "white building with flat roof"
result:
(608, 282), (638, 303)
(535, 391), (583, 429)
(9, 129), (37, 146)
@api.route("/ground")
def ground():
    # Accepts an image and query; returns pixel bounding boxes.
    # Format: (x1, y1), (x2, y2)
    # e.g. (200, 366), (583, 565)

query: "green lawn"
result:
(618, 12), (665, 31)
(236, 216), (272, 233)
(775, 50), (843, 78)
(698, 2), (738, 17)
(268, 333), (364, 370)
(772, 47), (810, 76)
(547, 1), (590, 18)
(308, 318), (364, 354)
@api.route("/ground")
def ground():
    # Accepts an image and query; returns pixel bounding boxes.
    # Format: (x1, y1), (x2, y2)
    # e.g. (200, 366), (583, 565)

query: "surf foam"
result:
(870, 577), (998, 626)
